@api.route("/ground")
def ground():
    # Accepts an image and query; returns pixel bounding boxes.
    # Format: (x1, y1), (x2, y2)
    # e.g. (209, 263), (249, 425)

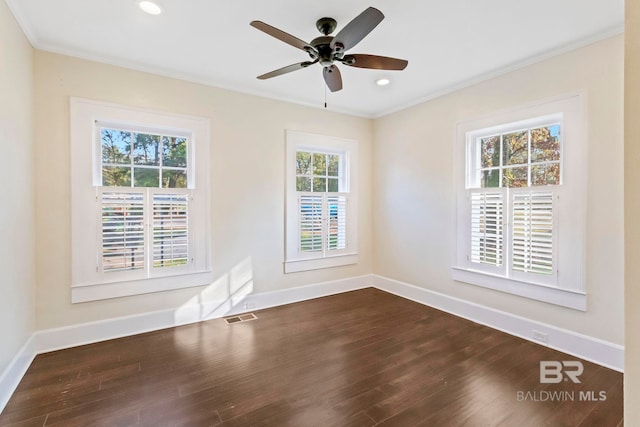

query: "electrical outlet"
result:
(533, 330), (549, 344)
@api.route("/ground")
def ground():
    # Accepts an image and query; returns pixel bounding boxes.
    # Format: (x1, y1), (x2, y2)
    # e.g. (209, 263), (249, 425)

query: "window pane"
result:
(297, 177), (311, 192)
(102, 166), (131, 187)
(327, 154), (340, 176)
(531, 125), (560, 163)
(133, 133), (161, 166)
(328, 178), (339, 192)
(502, 166), (528, 188)
(296, 151), (312, 175)
(313, 177), (327, 192)
(502, 131), (528, 166)
(101, 129), (131, 165)
(313, 153), (327, 176)
(481, 170), (500, 188)
(134, 167), (159, 187)
(480, 136), (500, 168)
(162, 169), (187, 188)
(162, 137), (187, 167)
(531, 163), (560, 186)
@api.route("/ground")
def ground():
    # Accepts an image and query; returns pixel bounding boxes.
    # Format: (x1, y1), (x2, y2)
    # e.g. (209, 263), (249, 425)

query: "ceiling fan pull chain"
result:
(324, 82), (327, 109)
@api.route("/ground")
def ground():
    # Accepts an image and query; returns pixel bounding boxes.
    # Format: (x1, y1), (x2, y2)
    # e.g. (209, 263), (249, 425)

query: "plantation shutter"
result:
(100, 189), (190, 275)
(470, 191), (504, 267)
(512, 191), (554, 275)
(101, 192), (145, 272)
(152, 193), (189, 268)
(327, 195), (347, 251)
(299, 195), (323, 252)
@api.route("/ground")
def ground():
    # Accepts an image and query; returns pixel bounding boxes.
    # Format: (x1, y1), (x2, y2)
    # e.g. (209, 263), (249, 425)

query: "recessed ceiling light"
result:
(139, 1), (163, 15)
(376, 78), (391, 86)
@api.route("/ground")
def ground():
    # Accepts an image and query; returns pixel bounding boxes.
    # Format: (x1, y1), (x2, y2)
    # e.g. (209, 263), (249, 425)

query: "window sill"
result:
(284, 254), (358, 274)
(451, 267), (586, 311)
(72, 270), (214, 303)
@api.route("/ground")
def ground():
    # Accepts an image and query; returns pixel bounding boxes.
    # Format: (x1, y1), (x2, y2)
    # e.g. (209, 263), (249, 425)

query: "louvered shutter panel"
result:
(470, 191), (504, 267)
(300, 195), (323, 252)
(327, 195), (347, 251)
(152, 193), (189, 268)
(101, 192), (145, 272)
(512, 191), (554, 275)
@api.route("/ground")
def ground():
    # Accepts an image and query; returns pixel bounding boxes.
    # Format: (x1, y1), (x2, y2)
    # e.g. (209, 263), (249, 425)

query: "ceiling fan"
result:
(250, 7), (408, 92)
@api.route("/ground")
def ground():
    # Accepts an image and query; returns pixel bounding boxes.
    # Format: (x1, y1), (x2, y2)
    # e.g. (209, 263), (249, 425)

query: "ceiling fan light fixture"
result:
(139, 1), (163, 15)
(376, 78), (391, 86)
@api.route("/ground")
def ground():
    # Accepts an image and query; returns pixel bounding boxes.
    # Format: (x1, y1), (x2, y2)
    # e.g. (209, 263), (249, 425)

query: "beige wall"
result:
(0, 2), (36, 372)
(373, 35), (624, 344)
(33, 51), (373, 329)
(625, 0), (640, 420)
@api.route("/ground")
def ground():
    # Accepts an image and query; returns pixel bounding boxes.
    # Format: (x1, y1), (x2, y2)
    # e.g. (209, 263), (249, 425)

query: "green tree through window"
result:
(101, 128), (187, 189)
(478, 124), (560, 188)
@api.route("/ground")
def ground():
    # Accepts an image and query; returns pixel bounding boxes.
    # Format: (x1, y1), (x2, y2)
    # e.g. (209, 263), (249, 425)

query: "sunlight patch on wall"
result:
(173, 257), (255, 324)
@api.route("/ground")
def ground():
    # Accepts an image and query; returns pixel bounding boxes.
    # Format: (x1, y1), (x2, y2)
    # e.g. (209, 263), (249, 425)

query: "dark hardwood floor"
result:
(0, 288), (623, 426)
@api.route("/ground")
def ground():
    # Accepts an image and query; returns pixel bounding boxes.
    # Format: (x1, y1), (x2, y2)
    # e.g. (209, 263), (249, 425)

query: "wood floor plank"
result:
(0, 414), (47, 427)
(0, 288), (623, 426)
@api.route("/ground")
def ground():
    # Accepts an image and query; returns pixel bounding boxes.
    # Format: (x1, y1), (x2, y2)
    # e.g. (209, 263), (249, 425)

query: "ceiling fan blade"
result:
(250, 21), (311, 51)
(257, 61), (316, 80)
(323, 65), (343, 92)
(330, 7), (384, 51)
(343, 54), (408, 70)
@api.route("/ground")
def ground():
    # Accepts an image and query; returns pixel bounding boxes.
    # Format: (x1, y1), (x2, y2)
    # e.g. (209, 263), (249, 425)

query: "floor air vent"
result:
(224, 313), (257, 325)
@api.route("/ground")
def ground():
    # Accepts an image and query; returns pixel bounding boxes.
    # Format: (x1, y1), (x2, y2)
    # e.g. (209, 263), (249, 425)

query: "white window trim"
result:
(70, 98), (212, 303)
(453, 93), (587, 311)
(285, 130), (358, 273)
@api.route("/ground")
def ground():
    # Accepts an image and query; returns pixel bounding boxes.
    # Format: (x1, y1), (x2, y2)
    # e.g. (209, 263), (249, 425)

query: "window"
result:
(285, 131), (358, 273)
(71, 98), (211, 303)
(99, 127), (190, 277)
(297, 151), (347, 254)
(466, 121), (560, 287)
(453, 94), (586, 310)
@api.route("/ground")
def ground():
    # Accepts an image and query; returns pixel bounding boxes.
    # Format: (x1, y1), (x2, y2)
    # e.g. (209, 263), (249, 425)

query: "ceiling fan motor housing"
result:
(310, 35), (342, 67)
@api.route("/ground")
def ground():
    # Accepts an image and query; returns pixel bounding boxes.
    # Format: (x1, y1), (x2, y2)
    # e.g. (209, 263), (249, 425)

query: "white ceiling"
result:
(6, 0), (624, 117)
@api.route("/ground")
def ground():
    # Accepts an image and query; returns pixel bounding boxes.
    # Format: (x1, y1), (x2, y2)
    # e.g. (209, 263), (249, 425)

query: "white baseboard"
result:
(35, 275), (372, 355)
(0, 335), (37, 413)
(372, 275), (624, 372)
(235, 275), (371, 314)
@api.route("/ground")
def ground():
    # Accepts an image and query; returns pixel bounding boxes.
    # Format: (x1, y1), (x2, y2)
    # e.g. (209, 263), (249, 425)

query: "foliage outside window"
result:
(101, 128), (188, 188)
(475, 124), (561, 188)
(295, 151), (341, 192)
